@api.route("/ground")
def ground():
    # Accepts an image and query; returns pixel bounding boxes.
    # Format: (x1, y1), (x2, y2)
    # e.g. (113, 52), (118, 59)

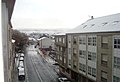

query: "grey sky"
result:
(11, 0), (120, 30)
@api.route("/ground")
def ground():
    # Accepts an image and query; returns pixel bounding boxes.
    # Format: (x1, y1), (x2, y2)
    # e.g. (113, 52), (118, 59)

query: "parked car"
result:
(58, 77), (70, 82)
(20, 53), (24, 57)
(19, 57), (24, 61)
(18, 61), (24, 70)
(15, 53), (19, 58)
(18, 67), (25, 81)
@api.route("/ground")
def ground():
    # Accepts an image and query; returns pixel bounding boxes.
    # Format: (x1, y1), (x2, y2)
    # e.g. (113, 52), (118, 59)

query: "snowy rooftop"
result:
(37, 37), (47, 40)
(37, 37), (54, 41)
(55, 32), (66, 36)
(68, 13), (120, 34)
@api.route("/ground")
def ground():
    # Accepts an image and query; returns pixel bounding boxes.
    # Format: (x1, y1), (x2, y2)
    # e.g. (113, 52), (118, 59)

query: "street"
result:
(25, 45), (58, 82)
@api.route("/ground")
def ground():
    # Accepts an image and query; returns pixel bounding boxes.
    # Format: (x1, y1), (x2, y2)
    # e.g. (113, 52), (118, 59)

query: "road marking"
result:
(30, 56), (43, 82)
(36, 54), (57, 82)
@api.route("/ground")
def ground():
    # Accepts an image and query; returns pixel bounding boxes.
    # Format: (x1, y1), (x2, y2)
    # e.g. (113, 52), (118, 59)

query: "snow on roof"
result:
(68, 13), (120, 34)
(55, 32), (66, 36)
(39, 37), (47, 40)
(28, 37), (36, 41)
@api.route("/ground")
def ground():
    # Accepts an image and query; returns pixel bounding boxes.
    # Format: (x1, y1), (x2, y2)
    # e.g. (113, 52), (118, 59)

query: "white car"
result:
(20, 53), (24, 57)
(18, 61), (24, 67)
(17, 61), (24, 71)
(58, 77), (70, 82)
(18, 68), (25, 81)
(19, 57), (24, 61)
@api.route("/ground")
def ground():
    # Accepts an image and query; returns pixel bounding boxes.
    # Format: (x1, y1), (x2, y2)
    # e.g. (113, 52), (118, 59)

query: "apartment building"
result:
(55, 33), (73, 80)
(2, 0), (16, 82)
(55, 13), (120, 82)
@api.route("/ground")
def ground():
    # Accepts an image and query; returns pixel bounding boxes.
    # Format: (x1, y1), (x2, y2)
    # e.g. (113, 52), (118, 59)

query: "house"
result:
(55, 13), (120, 82)
(38, 37), (55, 51)
(2, 0), (16, 82)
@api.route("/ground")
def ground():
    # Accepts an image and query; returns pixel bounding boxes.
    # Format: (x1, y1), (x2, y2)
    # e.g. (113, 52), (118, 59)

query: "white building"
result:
(38, 37), (55, 50)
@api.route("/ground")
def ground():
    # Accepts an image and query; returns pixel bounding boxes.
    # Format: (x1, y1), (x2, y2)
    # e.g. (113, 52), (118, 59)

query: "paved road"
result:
(25, 45), (58, 82)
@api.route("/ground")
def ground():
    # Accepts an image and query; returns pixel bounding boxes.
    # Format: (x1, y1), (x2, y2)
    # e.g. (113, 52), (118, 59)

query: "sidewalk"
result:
(13, 67), (18, 82)
(37, 48), (60, 74)
(37, 48), (56, 64)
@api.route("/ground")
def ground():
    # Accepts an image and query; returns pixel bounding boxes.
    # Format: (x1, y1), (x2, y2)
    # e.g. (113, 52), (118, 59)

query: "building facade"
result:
(2, 0), (16, 82)
(55, 13), (120, 82)
(38, 37), (55, 50)
(55, 34), (74, 80)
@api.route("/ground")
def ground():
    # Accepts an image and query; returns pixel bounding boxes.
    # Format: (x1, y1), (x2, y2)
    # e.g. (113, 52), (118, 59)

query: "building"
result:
(55, 13), (120, 82)
(38, 37), (55, 50)
(2, 0), (16, 82)
(55, 33), (73, 80)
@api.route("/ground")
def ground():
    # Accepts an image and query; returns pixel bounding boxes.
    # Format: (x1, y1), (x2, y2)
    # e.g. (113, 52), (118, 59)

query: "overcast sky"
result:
(11, 0), (120, 30)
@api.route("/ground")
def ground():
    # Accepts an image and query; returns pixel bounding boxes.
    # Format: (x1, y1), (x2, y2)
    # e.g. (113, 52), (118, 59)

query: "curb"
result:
(37, 49), (48, 63)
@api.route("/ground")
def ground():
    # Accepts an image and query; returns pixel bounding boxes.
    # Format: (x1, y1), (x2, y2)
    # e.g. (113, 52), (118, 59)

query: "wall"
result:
(2, 3), (9, 82)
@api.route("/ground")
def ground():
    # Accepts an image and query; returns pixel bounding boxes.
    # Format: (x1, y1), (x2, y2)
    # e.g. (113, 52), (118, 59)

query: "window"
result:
(102, 22), (108, 26)
(114, 39), (120, 49)
(101, 77), (107, 82)
(73, 60), (77, 69)
(88, 66), (92, 75)
(112, 21), (119, 25)
(73, 36), (77, 44)
(88, 51), (96, 62)
(59, 37), (61, 42)
(57, 46), (59, 51)
(79, 36), (86, 45)
(88, 37), (92, 45)
(113, 76), (120, 82)
(114, 56), (120, 69)
(88, 66), (96, 77)
(101, 53), (108, 67)
(83, 25), (87, 28)
(69, 59), (71, 66)
(93, 37), (96, 46)
(79, 63), (86, 72)
(56, 37), (58, 42)
(60, 47), (62, 51)
(101, 71), (107, 82)
(68, 41), (71, 43)
(60, 56), (62, 61)
(73, 48), (77, 56)
(64, 58), (66, 64)
(92, 68), (96, 77)
(63, 38), (65, 43)
(101, 36), (108, 49)
(79, 50), (86, 58)
(68, 48), (71, 54)
(88, 36), (96, 46)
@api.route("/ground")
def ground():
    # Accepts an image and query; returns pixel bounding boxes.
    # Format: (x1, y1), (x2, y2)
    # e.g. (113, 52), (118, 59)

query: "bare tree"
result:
(12, 29), (28, 52)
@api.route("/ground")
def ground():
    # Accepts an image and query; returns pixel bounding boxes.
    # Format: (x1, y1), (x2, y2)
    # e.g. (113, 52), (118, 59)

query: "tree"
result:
(12, 29), (28, 52)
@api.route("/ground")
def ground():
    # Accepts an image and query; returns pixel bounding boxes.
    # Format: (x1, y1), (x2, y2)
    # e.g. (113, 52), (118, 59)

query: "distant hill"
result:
(17, 28), (70, 35)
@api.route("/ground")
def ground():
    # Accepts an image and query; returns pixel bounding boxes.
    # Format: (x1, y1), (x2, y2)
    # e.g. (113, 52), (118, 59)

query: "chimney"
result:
(91, 16), (94, 19)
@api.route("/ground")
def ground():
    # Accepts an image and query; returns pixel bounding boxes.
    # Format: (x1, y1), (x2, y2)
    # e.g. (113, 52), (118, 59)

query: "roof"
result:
(38, 37), (54, 41)
(68, 13), (120, 34)
(38, 37), (47, 40)
(55, 32), (66, 36)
